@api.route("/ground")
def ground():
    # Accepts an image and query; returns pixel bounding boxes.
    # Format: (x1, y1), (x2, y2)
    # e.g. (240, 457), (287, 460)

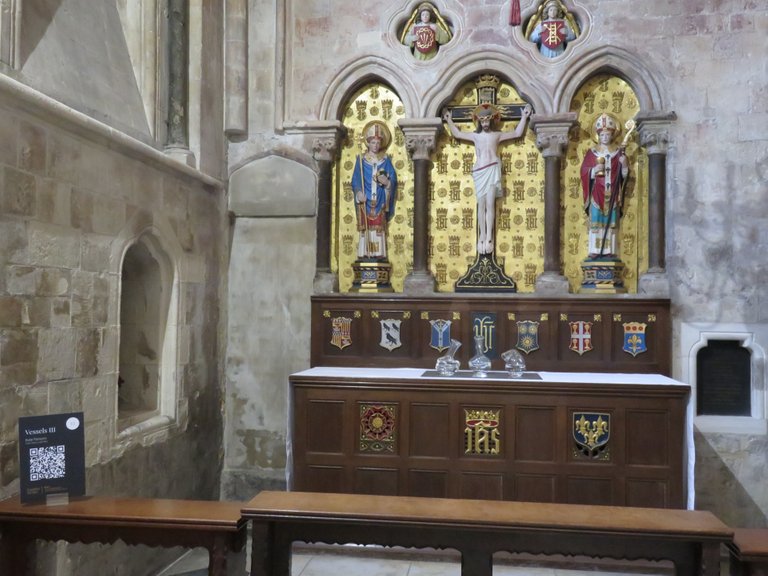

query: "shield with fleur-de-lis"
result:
(623, 322), (648, 357)
(573, 412), (610, 459)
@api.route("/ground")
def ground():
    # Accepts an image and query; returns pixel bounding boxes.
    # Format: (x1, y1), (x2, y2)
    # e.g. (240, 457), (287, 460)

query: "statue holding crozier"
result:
(350, 121), (398, 292)
(580, 113), (636, 292)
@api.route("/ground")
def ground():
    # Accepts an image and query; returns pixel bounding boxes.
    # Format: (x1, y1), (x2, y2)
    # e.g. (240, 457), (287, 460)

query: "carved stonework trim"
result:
(404, 134), (438, 161)
(531, 115), (578, 158)
(535, 131), (570, 158)
(312, 136), (340, 162)
(639, 127), (671, 155)
(397, 119), (443, 161)
(635, 111), (676, 155)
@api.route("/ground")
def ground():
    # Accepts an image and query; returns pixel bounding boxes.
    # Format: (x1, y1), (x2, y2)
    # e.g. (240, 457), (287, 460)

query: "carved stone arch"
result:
(318, 56), (419, 120)
(111, 210), (185, 441)
(422, 48), (553, 116)
(554, 45), (665, 113)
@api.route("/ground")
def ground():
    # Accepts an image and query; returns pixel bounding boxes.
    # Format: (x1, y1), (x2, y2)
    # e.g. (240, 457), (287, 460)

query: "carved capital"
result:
(636, 111), (677, 156)
(282, 121), (346, 162)
(530, 113), (578, 158)
(639, 127), (671, 155)
(535, 131), (570, 158)
(404, 134), (438, 161)
(312, 136), (340, 163)
(397, 118), (444, 161)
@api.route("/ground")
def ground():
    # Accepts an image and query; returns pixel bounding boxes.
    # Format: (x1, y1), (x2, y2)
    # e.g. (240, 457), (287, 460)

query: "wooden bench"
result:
(0, 496), (247, 576)
(730, 529), (768, 576)
(242, 491), (732, 576)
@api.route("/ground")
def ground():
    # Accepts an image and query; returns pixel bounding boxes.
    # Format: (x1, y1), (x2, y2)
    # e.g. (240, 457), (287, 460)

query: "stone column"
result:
(310, 122), (347, 293)
(637, 111), (676, 297)
(531, 114), (578, 294)
(165, 0), (195, 166)
(225, 0), (248, 136)
(398, 118), (443, 294)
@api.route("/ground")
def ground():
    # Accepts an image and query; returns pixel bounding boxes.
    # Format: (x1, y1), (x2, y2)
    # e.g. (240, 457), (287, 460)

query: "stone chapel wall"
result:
(224, 0), (768, 527)
(0, 0), (227, 572)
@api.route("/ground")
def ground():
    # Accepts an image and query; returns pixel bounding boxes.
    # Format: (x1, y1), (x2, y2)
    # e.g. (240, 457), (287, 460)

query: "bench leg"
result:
(701, 543), (721, 576)
(250, 522), (272, 576)
(461, 549), (492, 576)
(250, 522), (291, 576)
(1, 532), (30, 576)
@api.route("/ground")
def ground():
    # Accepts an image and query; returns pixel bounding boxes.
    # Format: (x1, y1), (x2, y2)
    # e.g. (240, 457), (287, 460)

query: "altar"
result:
(289, 367), (693, 509)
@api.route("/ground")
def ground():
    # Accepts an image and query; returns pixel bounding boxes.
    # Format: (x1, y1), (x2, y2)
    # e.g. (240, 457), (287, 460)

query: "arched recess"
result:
(554, 45), (666, 113)
(422, 48), (553, 116)
(111, 211), (184, 439)
(318, 56), (419, 120)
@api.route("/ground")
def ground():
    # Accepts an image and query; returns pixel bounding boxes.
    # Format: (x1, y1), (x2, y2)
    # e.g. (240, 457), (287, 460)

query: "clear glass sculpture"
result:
(469, 335), (491, 377)
(501, 348), (526, 378)
(435, 339), (461, 376)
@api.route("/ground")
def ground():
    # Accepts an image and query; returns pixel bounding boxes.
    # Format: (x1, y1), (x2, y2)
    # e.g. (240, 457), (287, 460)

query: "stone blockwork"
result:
(222, 0), (768, 528)
(0, 101), (227, 572)
(0, 4), (226, 570)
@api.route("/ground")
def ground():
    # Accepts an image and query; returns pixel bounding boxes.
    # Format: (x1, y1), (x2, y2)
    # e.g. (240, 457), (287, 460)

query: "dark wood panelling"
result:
(459, 472), (504, 501)
(626, 409), (668, 466)
(291, 372), (689, 508)
(408, 470), (449, 498)
(354, 467), (399, 495)
(516, 474), (556, 503)
(306, 400), (345, 454)
(312, 296), (672, 375)
(409, 403), (450, 457)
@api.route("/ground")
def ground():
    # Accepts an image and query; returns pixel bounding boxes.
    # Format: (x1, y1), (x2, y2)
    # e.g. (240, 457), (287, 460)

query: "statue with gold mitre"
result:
(581, 113), (629, 260)
(400, 2), (452, 61)
(350, 121), (398, 292)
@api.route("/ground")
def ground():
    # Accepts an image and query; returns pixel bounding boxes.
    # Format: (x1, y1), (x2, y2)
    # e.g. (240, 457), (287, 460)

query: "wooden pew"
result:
(0, 496), (247, 576)
(242, 491), (732, 576)
(729, 529), (768, 576)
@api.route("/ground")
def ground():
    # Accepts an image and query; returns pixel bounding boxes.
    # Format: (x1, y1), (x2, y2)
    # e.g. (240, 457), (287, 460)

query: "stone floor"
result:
(159, 544), (676, 576)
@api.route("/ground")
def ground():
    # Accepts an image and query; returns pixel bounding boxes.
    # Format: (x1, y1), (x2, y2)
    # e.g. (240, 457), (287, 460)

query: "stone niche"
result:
(681, 323), (767, 435)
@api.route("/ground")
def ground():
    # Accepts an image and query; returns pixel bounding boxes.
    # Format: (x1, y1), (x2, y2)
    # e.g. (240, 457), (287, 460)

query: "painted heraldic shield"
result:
(430, 319), (452, 352)
(623, 322), (648, 356)
(380, 319), (402, 351)
(568, 321), (593, 355)
(515, 320), (540, 354)
(330, 316), (352, 350)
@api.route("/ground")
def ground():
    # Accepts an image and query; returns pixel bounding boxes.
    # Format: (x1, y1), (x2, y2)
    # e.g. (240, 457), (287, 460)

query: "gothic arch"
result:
(111, 211), (184, 441)
(421, 48), (553, 116)
(554, 45), (666, 113)
(318, 56), (419, 121)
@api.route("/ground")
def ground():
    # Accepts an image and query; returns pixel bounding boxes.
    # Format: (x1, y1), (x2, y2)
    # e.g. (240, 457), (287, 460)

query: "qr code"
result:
(29, 445), (66, 481)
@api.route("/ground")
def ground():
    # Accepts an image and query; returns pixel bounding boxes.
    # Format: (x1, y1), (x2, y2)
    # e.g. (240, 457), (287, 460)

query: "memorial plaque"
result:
(696, 340), (750, 416)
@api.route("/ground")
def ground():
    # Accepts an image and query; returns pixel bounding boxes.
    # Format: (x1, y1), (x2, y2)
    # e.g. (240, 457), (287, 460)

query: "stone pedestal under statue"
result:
(581, 258), (626, 293)
(455, 253), (516, 292)
(350, 259), (394, 293)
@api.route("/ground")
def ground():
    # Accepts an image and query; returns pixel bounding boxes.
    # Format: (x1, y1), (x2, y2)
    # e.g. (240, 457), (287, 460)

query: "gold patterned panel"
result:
(564, 75), (648, 293)
(333, 84), (412, 293)
(431, 81), (543, 292)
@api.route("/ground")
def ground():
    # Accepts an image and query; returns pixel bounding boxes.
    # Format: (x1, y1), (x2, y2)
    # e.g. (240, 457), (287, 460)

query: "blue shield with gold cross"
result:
(573, 412), (610, 458)
(622, 322), (648, 357)
(429, 319), (452, 352)
(515, 320), (540, 354)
